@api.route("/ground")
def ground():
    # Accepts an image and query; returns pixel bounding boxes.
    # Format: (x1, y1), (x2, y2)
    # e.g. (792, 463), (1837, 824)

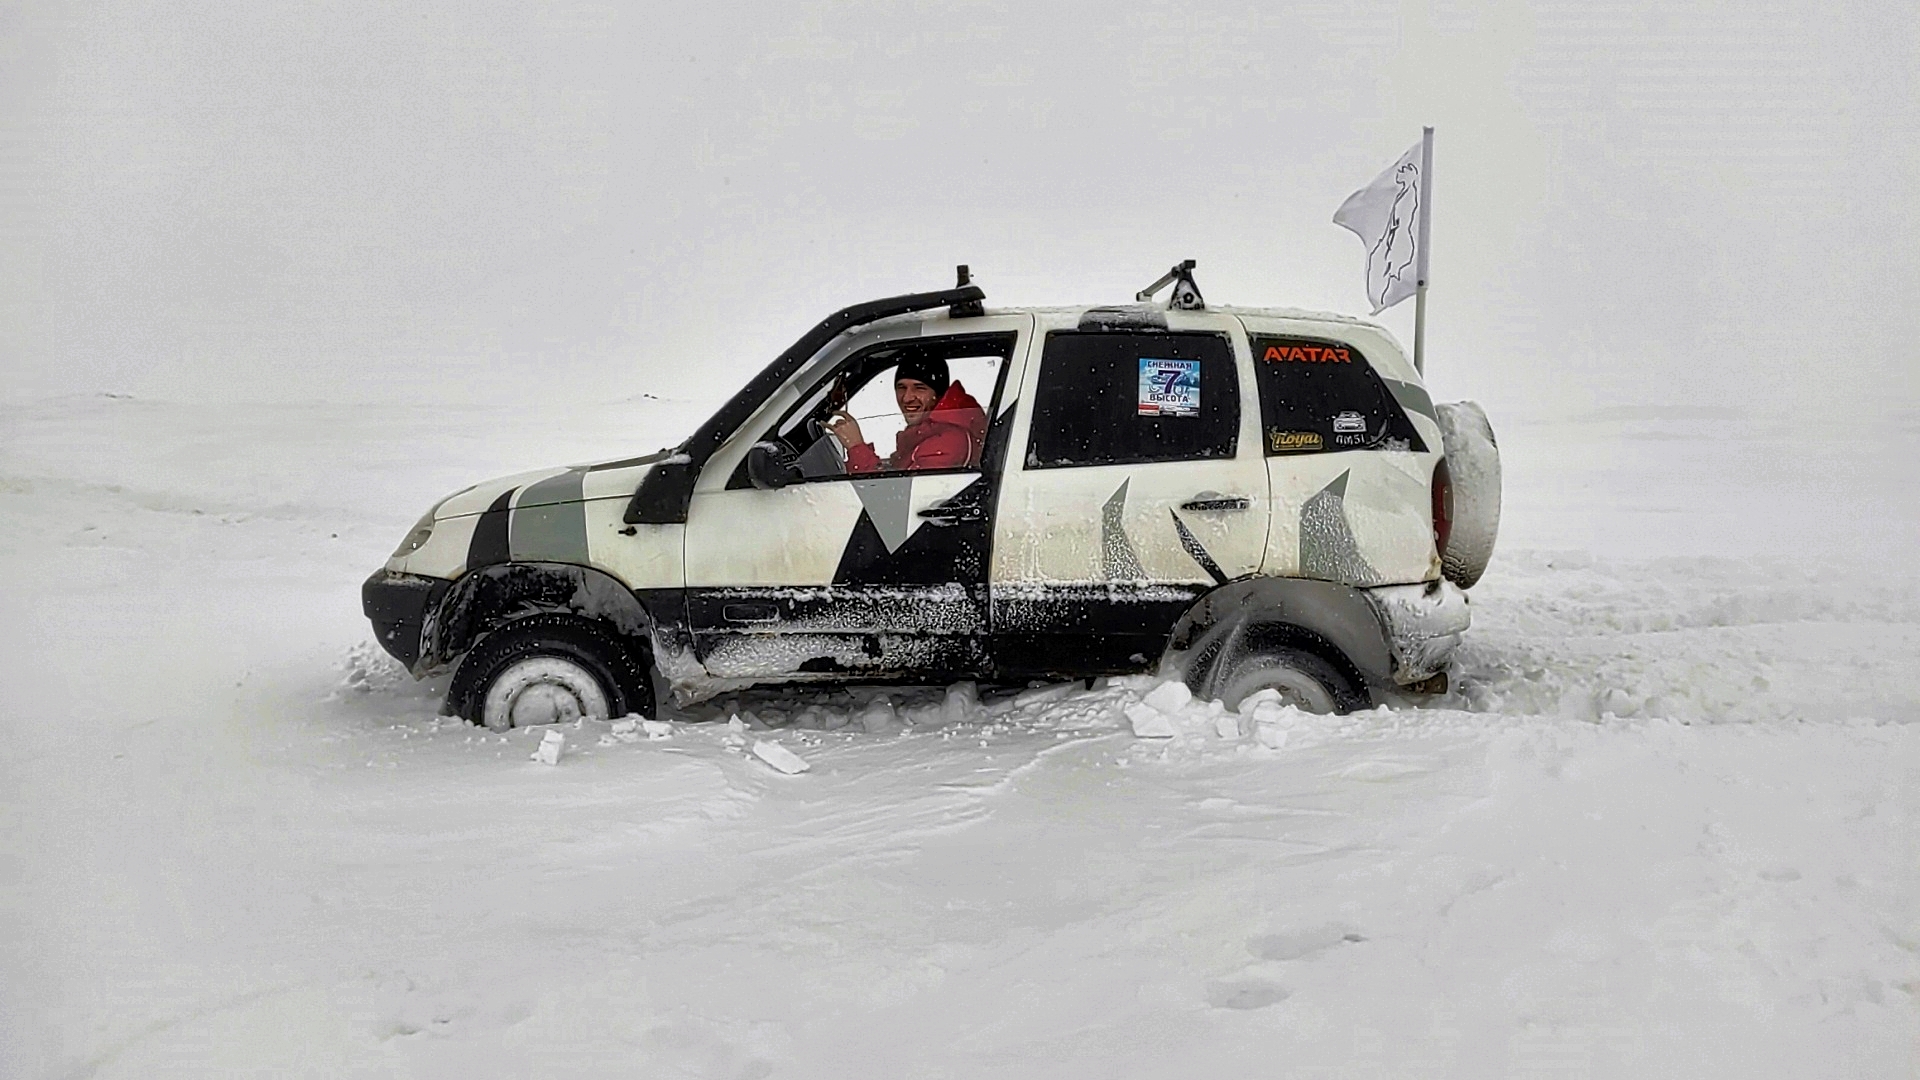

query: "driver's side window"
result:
(750, 332), (1014, 485)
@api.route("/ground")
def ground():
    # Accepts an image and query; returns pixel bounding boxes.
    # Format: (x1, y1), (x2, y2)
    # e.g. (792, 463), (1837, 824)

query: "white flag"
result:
(1334, 133), (1431, 314)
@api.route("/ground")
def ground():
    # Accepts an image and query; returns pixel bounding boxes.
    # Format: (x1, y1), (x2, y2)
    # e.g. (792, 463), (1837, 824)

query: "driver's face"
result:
(895, 377), (938, 426)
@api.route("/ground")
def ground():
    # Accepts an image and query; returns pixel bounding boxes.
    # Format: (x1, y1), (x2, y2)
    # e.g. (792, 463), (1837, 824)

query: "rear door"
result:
(1238, 318), (1440, 586)
(988, 311), (1270, 677)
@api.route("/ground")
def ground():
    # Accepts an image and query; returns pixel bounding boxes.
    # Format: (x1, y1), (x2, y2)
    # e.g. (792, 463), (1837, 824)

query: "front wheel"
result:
(1210, 645), (1369, 715)
(447, 614), (655, 730)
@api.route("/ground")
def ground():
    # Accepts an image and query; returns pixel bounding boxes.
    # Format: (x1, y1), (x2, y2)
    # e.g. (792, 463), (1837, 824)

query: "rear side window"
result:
(1026, 331), (1238, 469)
(1251, 336), (1427, 455)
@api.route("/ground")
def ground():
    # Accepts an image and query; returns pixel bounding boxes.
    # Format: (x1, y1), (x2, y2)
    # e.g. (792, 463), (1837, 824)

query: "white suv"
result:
(362, 267), (1499, 729)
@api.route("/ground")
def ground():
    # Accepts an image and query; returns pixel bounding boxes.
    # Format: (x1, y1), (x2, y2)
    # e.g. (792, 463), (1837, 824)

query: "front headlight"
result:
(391, 511), (437, 558)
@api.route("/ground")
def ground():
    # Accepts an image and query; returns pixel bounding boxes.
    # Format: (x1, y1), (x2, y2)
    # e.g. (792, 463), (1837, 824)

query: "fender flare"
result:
(1160, 577), (1396, 699)
(419, 562), (656, 673)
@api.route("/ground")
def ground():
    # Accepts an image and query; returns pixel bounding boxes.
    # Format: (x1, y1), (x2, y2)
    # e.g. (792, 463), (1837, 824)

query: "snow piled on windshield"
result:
(2, 394), (1916, 1079)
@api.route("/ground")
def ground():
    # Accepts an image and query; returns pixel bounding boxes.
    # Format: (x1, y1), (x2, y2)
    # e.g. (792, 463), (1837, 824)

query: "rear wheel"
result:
(447, 614), (655, 730)
(1211, 645), (1368, 715)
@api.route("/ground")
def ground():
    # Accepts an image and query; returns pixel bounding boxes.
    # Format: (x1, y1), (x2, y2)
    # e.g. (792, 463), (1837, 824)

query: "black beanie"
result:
(894, 355), (950, 398)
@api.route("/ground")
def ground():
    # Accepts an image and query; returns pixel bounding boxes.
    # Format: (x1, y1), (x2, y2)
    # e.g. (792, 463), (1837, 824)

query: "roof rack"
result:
(949, 265), (984, 318)
(1136, 259), (1205, 310)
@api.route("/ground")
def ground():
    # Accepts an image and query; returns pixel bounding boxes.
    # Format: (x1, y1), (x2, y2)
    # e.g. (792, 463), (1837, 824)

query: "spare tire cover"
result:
(1436, 401), (1501, 588)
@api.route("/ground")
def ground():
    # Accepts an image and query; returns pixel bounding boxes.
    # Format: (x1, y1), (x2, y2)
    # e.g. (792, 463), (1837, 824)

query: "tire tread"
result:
(447, 614), (654, 725)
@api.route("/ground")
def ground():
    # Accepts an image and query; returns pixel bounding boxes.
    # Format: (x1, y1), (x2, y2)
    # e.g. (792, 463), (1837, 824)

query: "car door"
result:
(682, 315), (1031, 684)
(989, 310), (1270, 677)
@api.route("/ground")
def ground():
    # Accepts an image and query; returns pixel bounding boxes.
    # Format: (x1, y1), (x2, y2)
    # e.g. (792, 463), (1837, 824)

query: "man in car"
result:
(827, 355), (987, 473)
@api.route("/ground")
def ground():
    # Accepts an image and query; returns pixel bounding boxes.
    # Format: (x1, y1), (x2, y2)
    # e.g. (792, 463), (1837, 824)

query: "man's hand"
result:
(826, 411), (865, 450)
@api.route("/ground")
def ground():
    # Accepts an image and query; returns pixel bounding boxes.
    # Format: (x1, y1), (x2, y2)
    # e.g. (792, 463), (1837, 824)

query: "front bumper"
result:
(362, 569), (451, 670)
(1362, 579), (1472, 686)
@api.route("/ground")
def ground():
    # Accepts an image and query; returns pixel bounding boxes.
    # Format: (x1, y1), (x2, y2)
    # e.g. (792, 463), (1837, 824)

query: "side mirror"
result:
(746, 443), (798, 490)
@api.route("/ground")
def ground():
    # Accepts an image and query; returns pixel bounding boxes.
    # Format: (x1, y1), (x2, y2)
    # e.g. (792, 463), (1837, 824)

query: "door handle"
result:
(722, 602), (778, 624)
(1179, 494), (1251, 512)
(917, 503), (986, 526)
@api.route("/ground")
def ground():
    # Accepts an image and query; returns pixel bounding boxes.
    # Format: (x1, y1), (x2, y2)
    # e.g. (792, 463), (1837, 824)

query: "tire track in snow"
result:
(1437, 550), (1920, 725)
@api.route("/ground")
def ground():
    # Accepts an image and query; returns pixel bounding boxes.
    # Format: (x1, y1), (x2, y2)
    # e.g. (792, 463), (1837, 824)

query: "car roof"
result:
(888, 303), (1386, 332)
(842, 302), (1415, 380)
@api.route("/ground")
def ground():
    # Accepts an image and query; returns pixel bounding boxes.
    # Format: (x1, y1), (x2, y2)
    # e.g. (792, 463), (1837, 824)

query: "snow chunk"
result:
(1240, 690), (1298, 749)
(334, 640), (409, 698)
(600, 716), (645, 746)
(941, 682), (981, 728)
(1122, 679), (1207, 738)
(641, 719), (673, 741)
(751, 740), (811, 774)
(859, 699), (898, 734)
(531, 730), (565, 765)
(1126, 703), (1178, 739)
(1142, 680), (1193, 714)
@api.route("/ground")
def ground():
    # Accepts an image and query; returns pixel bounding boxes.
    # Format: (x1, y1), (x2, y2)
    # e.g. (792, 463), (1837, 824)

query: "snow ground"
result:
(2, 393), (1916, 1079)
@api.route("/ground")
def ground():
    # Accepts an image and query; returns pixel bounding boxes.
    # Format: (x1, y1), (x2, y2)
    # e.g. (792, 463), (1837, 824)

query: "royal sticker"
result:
(1268, 429), (1323, 453)
(1260, 343), (1351, 364)
(1332, 410), (1367, 434)
(1138, 358), (1200, 417)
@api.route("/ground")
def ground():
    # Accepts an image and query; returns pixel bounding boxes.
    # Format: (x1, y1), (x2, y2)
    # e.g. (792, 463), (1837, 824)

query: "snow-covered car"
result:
(362, 266), (1500, 729)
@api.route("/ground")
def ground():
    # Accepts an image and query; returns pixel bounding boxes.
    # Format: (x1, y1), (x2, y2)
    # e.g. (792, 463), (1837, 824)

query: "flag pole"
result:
(1412, 126), (1434, 375)
(1413, 285), (1428, 376)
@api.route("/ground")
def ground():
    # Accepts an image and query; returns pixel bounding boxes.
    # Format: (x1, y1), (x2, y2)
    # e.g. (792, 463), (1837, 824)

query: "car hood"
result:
(431, 448), (678, 520)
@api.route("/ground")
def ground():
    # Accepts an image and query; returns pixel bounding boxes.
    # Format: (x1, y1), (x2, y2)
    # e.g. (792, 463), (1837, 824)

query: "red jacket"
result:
(847, 381), (987, 474)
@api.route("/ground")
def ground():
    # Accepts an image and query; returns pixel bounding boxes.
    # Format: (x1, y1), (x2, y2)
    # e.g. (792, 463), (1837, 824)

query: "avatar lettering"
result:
(1261, 343), (1351, 363)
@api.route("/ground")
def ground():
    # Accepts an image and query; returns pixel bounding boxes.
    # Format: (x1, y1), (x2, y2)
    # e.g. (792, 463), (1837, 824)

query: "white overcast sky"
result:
(4, 0), (1915, 419)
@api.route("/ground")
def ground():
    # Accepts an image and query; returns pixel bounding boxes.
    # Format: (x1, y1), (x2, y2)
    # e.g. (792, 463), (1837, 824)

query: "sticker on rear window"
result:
(1261, 343), (1352, 363)
(1332, 410), (1367, 434)
(1268, 430), (1323, 453)
(1138, 358), (1200, 417)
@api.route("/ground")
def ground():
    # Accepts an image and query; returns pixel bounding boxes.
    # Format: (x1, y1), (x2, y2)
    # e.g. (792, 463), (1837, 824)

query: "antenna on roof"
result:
(949, 264), (984, 318)
(1136, 259), (1205, 310)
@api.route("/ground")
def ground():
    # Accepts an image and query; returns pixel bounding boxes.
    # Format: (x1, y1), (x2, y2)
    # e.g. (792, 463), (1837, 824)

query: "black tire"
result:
(1210, 645), (1369, 715)
(447, 614), (655, 730)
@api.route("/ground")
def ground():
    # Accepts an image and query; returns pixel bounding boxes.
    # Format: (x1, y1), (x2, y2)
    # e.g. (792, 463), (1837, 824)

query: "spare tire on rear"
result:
(1435, 401), (1501, 589)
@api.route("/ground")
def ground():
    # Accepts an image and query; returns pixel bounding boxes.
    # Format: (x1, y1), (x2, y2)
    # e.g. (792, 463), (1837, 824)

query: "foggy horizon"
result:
(5, 1), (1916, 422)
